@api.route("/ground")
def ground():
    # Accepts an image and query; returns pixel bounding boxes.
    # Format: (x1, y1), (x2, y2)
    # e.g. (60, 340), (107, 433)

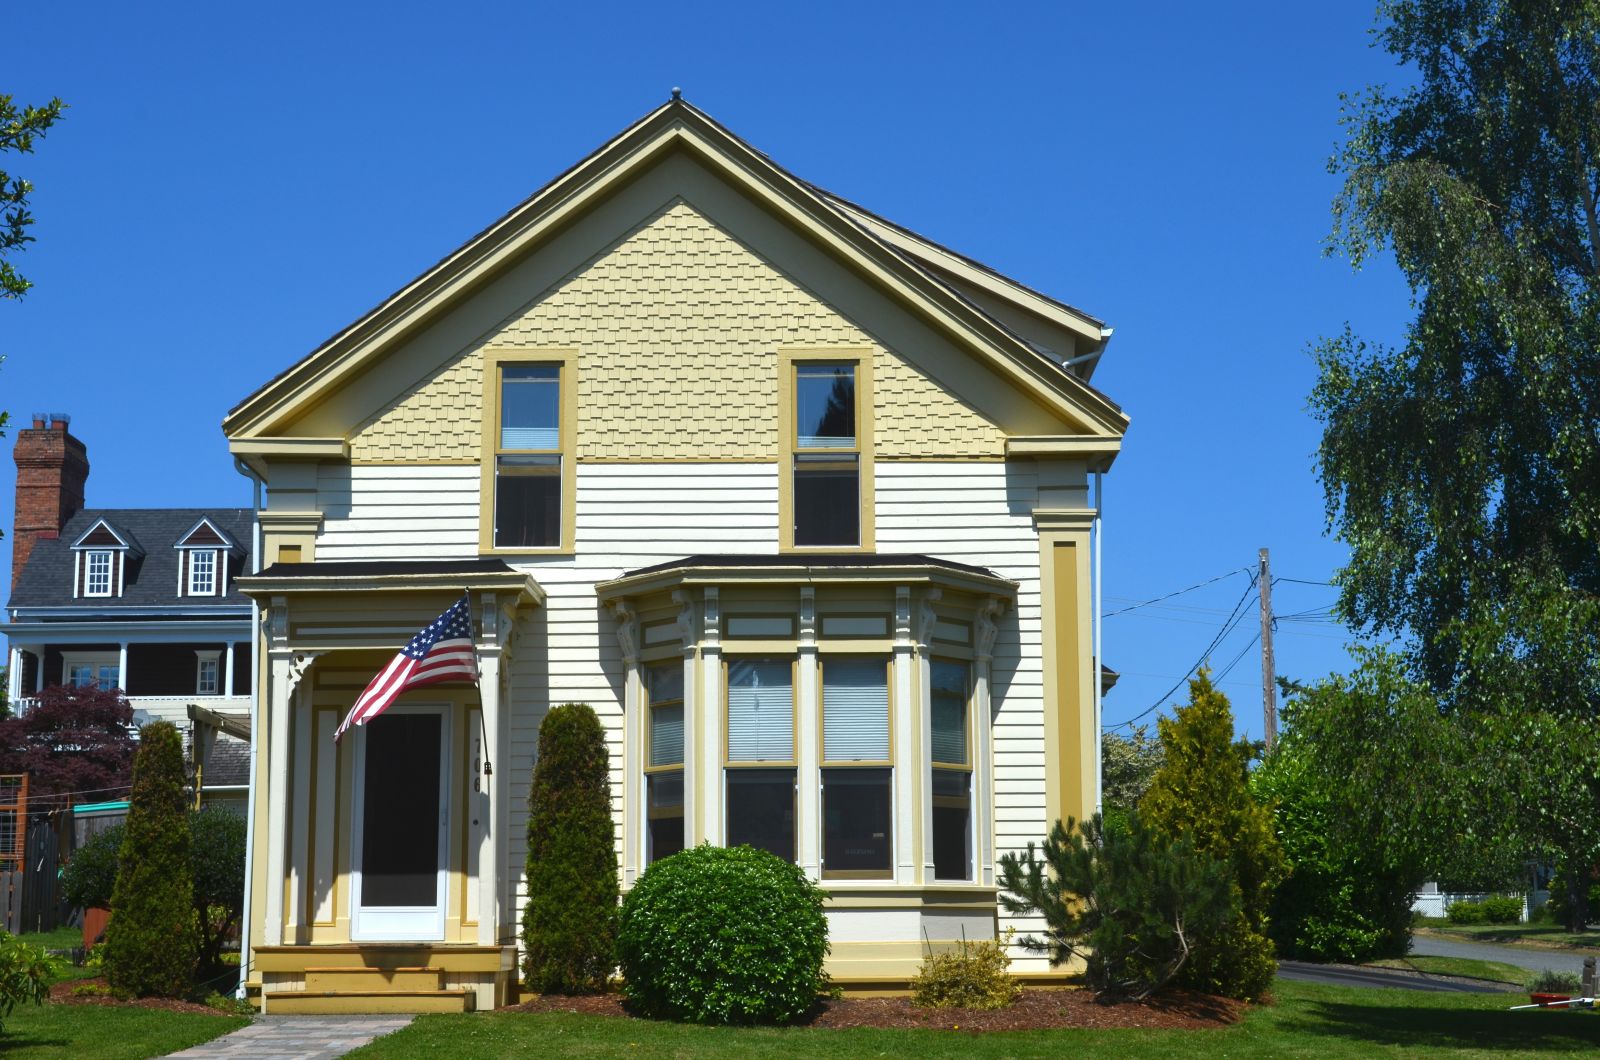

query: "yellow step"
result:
(264, 989), (475, 1015)
(303, 967), (443, 991)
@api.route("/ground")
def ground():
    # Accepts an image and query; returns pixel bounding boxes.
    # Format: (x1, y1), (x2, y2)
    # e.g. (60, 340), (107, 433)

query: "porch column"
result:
(892, 587), (916, 883)
(915, 590), (942, 882)
(673, 591), (697, 849)
(33, 648), (43, 693)
(263, 641), (318, 947)
(795, 588), (820, 879)
(118, 642), (129, 691)
(612, 603), (640, 886)
(699, 588), (722, 845)
(6, 648), (19, 708)
(974, 597), (1005, 888)
(224, 641), (236, 697)
(475, 590), (506, 948)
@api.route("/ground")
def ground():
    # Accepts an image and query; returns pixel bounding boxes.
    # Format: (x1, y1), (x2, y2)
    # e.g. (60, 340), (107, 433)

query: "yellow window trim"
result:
(478, 348), (578, 556)
(778, 347), (876, 553)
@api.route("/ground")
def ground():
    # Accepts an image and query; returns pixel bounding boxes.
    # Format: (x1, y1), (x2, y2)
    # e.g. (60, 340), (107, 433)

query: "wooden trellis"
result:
(0, 775), (25, 873)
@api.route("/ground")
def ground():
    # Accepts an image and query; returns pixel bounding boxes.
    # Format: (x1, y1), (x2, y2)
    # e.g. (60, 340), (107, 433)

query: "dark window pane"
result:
(931, 660), (970, 765)
(648, 771), (684, 863)
(794, 459), (859, 546)
(496, 454), (561, 547)
(501, 365), (560, 449)
(931, 769), (972, 881)
(822, 768), (892, 876)
(796, 363), (855, 448)
(726, 768), (795, 862)
(361, 713), (442, 905)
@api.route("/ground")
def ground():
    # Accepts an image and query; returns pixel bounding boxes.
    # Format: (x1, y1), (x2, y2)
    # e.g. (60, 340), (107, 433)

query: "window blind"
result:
(650, 704), (684, 768)
(931, 661), (969, 765)
(727, 659), (793, 762)
(823, 658), (889, 761)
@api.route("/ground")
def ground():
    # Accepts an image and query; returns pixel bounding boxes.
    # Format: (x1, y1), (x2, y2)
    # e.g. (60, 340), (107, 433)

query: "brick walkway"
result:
(165, 1015), (414, 1059)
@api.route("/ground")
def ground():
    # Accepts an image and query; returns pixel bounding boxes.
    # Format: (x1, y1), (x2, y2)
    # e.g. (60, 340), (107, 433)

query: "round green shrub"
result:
(617, 844), (829, 1024)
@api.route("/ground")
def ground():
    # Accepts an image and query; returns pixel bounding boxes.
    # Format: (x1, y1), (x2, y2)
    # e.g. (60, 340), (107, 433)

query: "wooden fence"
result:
(0, 809), (74, 936)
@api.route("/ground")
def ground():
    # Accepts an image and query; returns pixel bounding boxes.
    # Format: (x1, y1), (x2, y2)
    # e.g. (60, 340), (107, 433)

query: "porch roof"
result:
(237, 558), (545, 609)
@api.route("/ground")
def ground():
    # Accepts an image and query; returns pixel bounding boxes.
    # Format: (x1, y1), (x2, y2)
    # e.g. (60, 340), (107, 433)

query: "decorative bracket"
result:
(702, 587), (721, 650)
(672, 589), (697, 654)
(285, 650), (324, 698)
(975, 596), (1006, 663)
(610, 600), (639, 668)
(915, 588), (943, 651)
(799, 586), (818, 650)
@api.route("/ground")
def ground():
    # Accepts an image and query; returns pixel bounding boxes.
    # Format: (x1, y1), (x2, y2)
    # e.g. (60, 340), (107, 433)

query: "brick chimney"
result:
(12, 413), (89, 590)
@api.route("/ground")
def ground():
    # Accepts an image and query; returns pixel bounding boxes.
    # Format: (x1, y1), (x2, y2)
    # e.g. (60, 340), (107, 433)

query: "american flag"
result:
(334, 595), (478, 741)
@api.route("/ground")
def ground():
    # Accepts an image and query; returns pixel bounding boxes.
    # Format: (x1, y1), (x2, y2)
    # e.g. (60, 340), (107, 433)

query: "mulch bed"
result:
(47, 978), (230, 1016)
(512, 987), (1243, 1031)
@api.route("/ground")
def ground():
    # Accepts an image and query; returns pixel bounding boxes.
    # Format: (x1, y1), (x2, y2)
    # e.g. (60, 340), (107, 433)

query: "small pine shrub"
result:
(617, 844), (830, 1024)
(104, 721), (196, 998)
(1445, 900), (1487, 925)
(1478, 895), (1524, 924)
(999, 813), (1236, 1002)
(1140, 671), (1286, 1000)
(910, 930), (1021, 1010)
(521, 703), (618, 994)
(0, 932), (52, 1033)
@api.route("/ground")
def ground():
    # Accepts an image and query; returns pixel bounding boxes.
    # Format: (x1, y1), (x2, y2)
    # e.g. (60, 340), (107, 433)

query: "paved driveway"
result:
(1411, 932), (1596, 978)
(1277, 961), (1507, 993)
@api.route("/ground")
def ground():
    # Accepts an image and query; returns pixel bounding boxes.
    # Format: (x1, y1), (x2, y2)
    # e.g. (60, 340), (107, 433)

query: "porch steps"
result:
(264, 987), (475, 1015)
(304, 966), (444, 992)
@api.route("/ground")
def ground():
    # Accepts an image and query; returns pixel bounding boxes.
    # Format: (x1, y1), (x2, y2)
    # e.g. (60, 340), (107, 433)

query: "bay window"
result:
(645, 663), (685, 863)
(820, 656), (892, 879)
(930, 659), (973, 880)
(725, 658), (796, 861)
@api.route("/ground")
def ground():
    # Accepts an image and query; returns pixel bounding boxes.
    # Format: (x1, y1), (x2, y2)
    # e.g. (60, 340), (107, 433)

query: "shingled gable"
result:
(222, 97), (1127, 456)
(175, 515), (239, 552)
(70, 517), (143, 556)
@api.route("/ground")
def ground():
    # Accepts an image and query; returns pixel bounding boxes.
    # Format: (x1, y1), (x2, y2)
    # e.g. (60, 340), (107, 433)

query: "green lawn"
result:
(347, 978), (1600, 1059)
(1416, 924), (1600, 950)
(0, 1004), (247, 1059)
(1367, 956), (1529, 985)
(16, 925), (84, 952)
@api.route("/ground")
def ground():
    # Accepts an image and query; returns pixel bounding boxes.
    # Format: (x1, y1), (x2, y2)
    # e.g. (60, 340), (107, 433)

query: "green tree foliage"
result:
(104, 722), (195, 998)
(0, 95), (64, 299)
(1313, 0), (1600, 931)
(521, 703), (617, 994)
(999, 814), (1235, 1002)
(1139, 672), (1286, 999)
(1100, 725), (1165, 833)
(1252, 727), (1414, 962)
(0, 932), (51, 1033)
(62, 808), (247, 976)
(616, 844), (830, 1024)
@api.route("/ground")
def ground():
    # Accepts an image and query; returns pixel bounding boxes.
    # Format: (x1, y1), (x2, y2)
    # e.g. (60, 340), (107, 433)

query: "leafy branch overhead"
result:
(1, 94), (65, 299)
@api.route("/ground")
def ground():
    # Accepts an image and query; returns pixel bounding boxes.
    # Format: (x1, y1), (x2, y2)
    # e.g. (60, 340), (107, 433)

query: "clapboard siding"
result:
(318, 458), (1057, 958)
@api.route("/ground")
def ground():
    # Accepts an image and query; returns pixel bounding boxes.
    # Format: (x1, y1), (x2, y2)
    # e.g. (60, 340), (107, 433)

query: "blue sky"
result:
(4, 1), (1413, 734)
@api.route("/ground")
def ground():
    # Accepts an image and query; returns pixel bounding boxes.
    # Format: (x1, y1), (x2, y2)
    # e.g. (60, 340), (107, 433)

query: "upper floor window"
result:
(484, 355), (574, 552)
(84, 551), (113, 597)
(793, 362), (859, 547)
(188, 549), (217, 596)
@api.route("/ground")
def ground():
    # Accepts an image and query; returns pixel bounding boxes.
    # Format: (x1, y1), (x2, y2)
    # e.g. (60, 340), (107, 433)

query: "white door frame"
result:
(350, 703), (451, 942)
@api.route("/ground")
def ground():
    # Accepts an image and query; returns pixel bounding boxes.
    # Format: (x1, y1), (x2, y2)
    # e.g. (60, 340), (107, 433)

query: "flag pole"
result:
(467, 588), (493, 787)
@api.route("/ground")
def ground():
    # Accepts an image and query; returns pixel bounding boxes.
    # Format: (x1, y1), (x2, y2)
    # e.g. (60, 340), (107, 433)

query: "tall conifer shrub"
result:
(104, 721), (195, 998)
(521, 703), (618, 993)
(1139, 671), (1286, 1000)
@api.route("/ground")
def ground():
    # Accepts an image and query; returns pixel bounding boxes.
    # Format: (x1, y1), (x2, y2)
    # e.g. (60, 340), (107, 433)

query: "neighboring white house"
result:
(223, 97), (1127, 1013)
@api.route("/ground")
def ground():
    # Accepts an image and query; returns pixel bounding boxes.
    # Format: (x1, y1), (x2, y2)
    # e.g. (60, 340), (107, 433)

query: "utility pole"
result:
(1258, 547), (1277, 749)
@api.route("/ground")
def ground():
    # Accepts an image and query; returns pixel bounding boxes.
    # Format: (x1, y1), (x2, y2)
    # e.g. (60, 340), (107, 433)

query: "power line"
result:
(1101, 567), (1252, 619)
(1275, 576), (1336, 587)
(1104, 573), (1258, 730)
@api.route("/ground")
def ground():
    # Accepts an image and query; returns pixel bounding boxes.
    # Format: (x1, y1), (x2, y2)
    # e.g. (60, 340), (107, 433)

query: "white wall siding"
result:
(875, 461), (1049, 961)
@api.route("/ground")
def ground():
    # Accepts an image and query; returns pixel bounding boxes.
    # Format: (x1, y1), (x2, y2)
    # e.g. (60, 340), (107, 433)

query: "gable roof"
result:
(175, 516), (239, 551)
(9, 508), (254, 610)
(71, 518), (143, 555)
(224, 98), (1127, 450)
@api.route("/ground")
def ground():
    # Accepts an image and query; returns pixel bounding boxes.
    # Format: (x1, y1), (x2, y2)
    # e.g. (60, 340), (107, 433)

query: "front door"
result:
(351, 706), (450, 941)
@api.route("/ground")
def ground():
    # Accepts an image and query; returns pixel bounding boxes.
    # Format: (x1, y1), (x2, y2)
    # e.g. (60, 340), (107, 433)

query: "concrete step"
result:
(303, 966), (444, 991)
(264, 989), (475, 1015)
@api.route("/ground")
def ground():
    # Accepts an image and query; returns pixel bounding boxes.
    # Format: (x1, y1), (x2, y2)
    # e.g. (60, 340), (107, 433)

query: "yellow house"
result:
(223, 97), (1126, 1014)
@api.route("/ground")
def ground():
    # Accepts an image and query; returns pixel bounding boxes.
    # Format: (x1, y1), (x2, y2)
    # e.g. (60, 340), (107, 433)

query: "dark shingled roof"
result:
(9, 508), (254, 609)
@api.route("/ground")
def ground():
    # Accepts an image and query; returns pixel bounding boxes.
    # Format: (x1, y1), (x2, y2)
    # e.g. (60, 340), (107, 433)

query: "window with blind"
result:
(494, 363), (563, 548)
(726, 658), (796, 861)
(930, 659), (973, 880)
(646, 663), (685, 863)
(821, 656), (892, 878)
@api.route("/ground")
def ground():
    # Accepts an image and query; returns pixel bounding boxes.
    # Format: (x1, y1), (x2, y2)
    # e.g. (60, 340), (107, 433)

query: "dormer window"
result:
(189, 549), (217, 596)
(84, 551), (113, 596)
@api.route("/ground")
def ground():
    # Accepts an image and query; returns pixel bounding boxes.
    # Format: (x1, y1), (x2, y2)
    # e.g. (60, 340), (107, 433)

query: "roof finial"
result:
(670, 86), (682, 102)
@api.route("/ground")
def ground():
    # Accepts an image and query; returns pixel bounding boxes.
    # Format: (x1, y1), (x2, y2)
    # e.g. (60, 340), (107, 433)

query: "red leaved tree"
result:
(0, 684), (136, 799)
